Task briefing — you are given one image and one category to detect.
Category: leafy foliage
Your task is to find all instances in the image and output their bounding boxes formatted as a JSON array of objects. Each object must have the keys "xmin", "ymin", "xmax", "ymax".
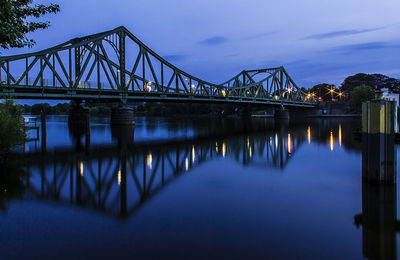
[
  {"xmin": 341, "ymin": 73, "xmax": 400, "ymax": 93},
  {"xmin": 0, "ymin": 0, "xmax": 60, "ymax": 49},
  {"xmin": 349, "ymin": 85, "xmax": 376, "ymax": 112},
  {"xmin": 0, "ymin": 99, "xmax": 26, "ymax": 154}
]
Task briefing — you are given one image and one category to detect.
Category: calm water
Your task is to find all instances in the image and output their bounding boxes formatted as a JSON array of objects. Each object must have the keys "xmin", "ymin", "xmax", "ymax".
[{"xmin": 1, "ymin": 116, "xmax": 399, "ymax": 260}]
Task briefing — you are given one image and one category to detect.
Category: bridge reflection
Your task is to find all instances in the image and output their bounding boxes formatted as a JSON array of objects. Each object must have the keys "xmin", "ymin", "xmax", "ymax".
[{"xmin": 22, "ymin": 120, "xmax": 308, "ymax": 219}]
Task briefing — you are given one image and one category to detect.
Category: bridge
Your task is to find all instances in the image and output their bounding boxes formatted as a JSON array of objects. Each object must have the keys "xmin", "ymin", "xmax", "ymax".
[{"xmin": 0, "ymin": 26, "xmax": 315, "ymax": 109}]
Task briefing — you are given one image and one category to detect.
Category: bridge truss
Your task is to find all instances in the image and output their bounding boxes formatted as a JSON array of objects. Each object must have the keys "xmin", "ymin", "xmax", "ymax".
[{"xmin": 0, "ymin": 26, "xmax": 314, "ymax": 107}]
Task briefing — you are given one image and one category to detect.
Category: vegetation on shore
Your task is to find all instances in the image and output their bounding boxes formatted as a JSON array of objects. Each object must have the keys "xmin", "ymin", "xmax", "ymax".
[{"xmin": 0, "ymin": 100, "xmax": 26, "ymax": 155}]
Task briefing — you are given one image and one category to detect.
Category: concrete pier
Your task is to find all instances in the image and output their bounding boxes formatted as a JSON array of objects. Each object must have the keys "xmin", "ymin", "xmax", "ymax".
[
  {"xmin": 111, "ymin": 106, "xmax": 135, "ymax": 125},
  {"xmin": 274, "ymin": 108, "xmax": 290, "ymax": 120},
  {"xmin": 68, "ymin": 104, "xmax": 90, "ymax": 150}
]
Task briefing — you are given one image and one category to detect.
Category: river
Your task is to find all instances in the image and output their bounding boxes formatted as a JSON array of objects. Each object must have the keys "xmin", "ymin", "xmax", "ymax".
[{"xmin": 0, "ymin": 116, "xmax": 398, "ymax": 259}]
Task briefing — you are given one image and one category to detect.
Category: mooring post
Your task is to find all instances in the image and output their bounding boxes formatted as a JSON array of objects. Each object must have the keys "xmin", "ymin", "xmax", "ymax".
[{"xmin": 40, "ymin": 109, "xmax": 47, "ymax": 153}]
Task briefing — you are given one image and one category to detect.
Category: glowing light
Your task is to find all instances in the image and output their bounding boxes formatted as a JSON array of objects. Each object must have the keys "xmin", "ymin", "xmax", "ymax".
[
  {"xmin": 192, "ymin": 145, "xmax": 195, "ymax": 163},
  {"xmin": 222, "ymin": 142, "xmax": 227, "ymax": 158},
  {"xmin": 249, "ymin": 146, "xmax": 252, "ymax": 158},
  {"xmin": 216, "ymin": 142, "xmax": 218, "ymax": 152},
  {"xmin": 339, "ymin": 124, "xmax": 342, "ymax": 146},
  {"xmin": 288, "ymin": 133, "xmax": 292, "ymax": 154},
  {"xmin": 147, "ymin": 153, "xmax": 153, "ymax": 169},
  {"xmin": 307, "ymin": 126, "xmax": 311, "ymax": 144},
  {"xmin": 275, "ymin": 134, "xmax": 278, "ymax": 149},
  {"xmin": 247, "ymin": 136, "xmax": 250, "ymax": 148},
  {"xmin": 118, "ymin": 170, "xmax": 121, "ymax": 185},
  {"xmin": 330, "ymin": 131, "xmax": 334, "ymax": 151},
  {"xmin": 288, "ymin": 88, "xmax": 292, "ymax": 93},
  {"xmin": 146, "ymin": 81, "xmax": 152, "ymax": 92},
  {"xmin": 79, "ymin": 162, "xmax": 84, "ymax": 176},
  {"xmin": 274, "ymin": 95, "xmax": 279, "ymax": 100},
  {"xmin": 185, "ymin": 158, "xmax": 189, "ymax": 171},
  {"xmin": 221, "ymin": 90, "xmax": 226, "ymax": 97}
]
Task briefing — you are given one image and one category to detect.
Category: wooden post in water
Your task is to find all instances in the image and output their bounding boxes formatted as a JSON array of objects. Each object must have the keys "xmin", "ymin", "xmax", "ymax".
[
  {"xmin": 40, "ymin": 110, "xmax": 47, "ymax": 153},
  {"xmin": 361, "ymin": 100, "xmax": 397, "ymax": 183},
  {"xmin": 355, "ymin": 100, "xmax": 399, "ymax": 260}
]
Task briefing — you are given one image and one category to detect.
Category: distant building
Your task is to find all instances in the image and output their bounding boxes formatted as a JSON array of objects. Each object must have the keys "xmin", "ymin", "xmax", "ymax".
[{"xmin": 380, "ymin": 88, "xmax": 399, "ymax": 109}]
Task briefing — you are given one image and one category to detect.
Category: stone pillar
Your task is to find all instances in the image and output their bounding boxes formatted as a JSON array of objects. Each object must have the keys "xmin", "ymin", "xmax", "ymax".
[
  {"xmin": 111, "ymin": 105, "xmax": 135, "ymax": 125},
  {"xmin": 68, "ymin": 103, "xmax": 90, "ymax": 150},
  {"xmin": 274, "ymin": 108, "xmax": 290, "ymax": 120}
]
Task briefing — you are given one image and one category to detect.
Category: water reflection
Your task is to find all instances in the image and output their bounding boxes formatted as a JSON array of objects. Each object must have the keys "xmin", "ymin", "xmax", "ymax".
[{"xmin": 14, "ymin": 118, "xmax": 363, "ymax": 220}]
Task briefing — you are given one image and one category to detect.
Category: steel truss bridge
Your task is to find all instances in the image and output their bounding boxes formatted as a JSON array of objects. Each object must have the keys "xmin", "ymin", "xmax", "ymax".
[
  {"xmin": 1, "ymin": 26, "xmax": 315, "ymax": 108},
  {"xmin": 22, "ymin": 128, "xmax": 305, "ymax": 219}
]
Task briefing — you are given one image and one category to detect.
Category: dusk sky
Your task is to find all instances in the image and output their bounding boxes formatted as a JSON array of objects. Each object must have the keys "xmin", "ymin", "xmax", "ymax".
[{"xmin": 2, "ymin": 0, "xmax": 400, "ymax": 88}]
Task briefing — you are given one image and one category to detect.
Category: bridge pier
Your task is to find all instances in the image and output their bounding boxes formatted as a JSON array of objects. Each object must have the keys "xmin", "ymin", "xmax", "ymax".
[
  {"xmin": 111, "ymin": 105, "xmax": 135, "ymax": 125},
  {"xmin": 68, "ymin": 103, "xmax": 90, "ymax": 150},
  {"xmin": 274, "ymin": 108, "xmax": 290, "ymax": 120}
]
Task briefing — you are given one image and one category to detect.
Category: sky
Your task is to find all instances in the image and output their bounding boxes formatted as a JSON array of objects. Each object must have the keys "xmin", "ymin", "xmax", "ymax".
[{"xmin": 2, "ymin": 0, "xmax": 400, "ymax": 89}]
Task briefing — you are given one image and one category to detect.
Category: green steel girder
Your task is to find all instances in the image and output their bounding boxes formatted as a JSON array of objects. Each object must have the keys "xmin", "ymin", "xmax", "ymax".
[{"xmin": 0, "ymin": 26, "xmax": 315, "ymax": 107}]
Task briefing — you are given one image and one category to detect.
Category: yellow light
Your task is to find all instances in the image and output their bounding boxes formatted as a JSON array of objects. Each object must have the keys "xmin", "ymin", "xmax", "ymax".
[
  {"xmin": 288, "ymin": 133, "xmax": 292, "ymax": 154},
  {"xmin": 216, "ymin": 142, "xmax": 218, "ymax": 152},
  {"xmin": 307, "ymin": 126, "xmax": 311, "ymax": 144},
  {"xmin": 118, "ymin": 170, "xmax": 121, "ymax": 185},
  {"xmin": 275, "ymin": 134, "xmax": 278, "ymax": 149},
  {"xmin": 79, "ymin": 162, "xmax": 84, "ymax": 176},
  {"xmin": 221, "ymin": 90, "xmax": 226, "ymax": 97},
  {"xmin": 192, "ymin": 145, "xmax": 195, "ymax": 163},
  {"xmin": 339, "ymin": 124, "xmax": 342, "ymax": 146},
  {"xmin": 249, "ymin": 146, "xmax": 252, "ymax": 158},
  {"xmin": 330, "ymin": 131, "xmax": 334, "ymax": 151},
  {"xmin": 222, "ymin": 142, "xmax": 226, "ymax": 158},
  {"xmin": 274, "ymin": 95, "xmax": 279, "ymax": 100},
  {"xmin": 288, "ymin": 88, "xmax": 292, "ymax": 93},
  {"xmin": 147, "ymin": 153, "xmax": 153, "ymax": 169},
  {"xmin": 247, "ymin": 137, "xmax": 250, "ymax": 148},
  {"xmin": 185, "ymin": 158, "xmax": 189, "ymax": 171}
]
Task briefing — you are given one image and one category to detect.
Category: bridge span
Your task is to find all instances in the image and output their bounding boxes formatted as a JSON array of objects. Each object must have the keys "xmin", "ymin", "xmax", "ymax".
[{"xmin": 0, "ymin": 26, "xmax": 315, "ymax": 110}]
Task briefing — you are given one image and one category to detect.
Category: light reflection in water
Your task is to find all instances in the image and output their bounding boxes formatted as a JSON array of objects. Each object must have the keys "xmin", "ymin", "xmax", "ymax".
[
  {"xmin": 330, "ymin": 131, "xmax": 334, "ymax": 151},
  {"xmin": 79, "ymin": 162, "xmax": 84, "ymax": 176},
  {"xmin": 185, "ymin": 158, "xmax": 189, "ymax": 171},
  {"xmin": 118, "ymin": 170, "xmax": 121, "ymax": 185},
  {"xmin": 307, "ymin": 126, "xmax": 311, "ymax": 144},
  {"xmin": 222, "ymin": 142, "xmax": 226, "ymax": 158},
  {"xmin": 339, "ymin": 124, "xmax": 342, "ymax": 146},
  {"xmin": 147, "ymin": 153, "xmax": 153, "ymax": 169},
  {"xmin": 288, "ymin": 133, "xmax": 292, "ymax": 154},
  {"xmin": 191, "ymin": 145, "xmax": 195, "ymax": 163},
  {"xmin": 275, "ymin": 134, "xmax": 278, "ymax": 150}
]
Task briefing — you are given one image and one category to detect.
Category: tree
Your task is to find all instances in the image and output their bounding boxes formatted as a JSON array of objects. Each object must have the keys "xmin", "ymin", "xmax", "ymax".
[
  {"xmin": 0, "ymin": 100, "xmax": 26, "ymax": 154},
  {"xmin": 0, "ymin": 0, "xmax": 60, "ymax": 49},
  {"xmin": 349, "ymin": 85, "xmax": 376, "ymax": 112}
]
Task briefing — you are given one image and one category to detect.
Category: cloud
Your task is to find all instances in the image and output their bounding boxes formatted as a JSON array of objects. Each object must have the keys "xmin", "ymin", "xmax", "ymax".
[
  {"xmin": 304, "ymin": 27, "xmax": 387, "ymax": 40},
  {"xmin": 199, "ymin": 36, "xmax": 229, "ymax": 46},
  {"xmin": 163, "ymin": 55, "xmax": 186, "ymax": 61},
  {"xmin": 327, "ymin": 41, "xmax": 400, "ymax": 53}
]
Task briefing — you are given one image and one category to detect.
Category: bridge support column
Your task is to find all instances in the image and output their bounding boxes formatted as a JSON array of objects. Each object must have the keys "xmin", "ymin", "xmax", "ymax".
[
  {"xmin": 68, "ymin": 103, "xmax": 90, "ymax": 149},
  {"xmin": 274, "ymin": 108, "xmax": 290, "ymax": 120},
  {"xmin": 111, "ymin": 105, "xmax": 135, "ymax": 125}
]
